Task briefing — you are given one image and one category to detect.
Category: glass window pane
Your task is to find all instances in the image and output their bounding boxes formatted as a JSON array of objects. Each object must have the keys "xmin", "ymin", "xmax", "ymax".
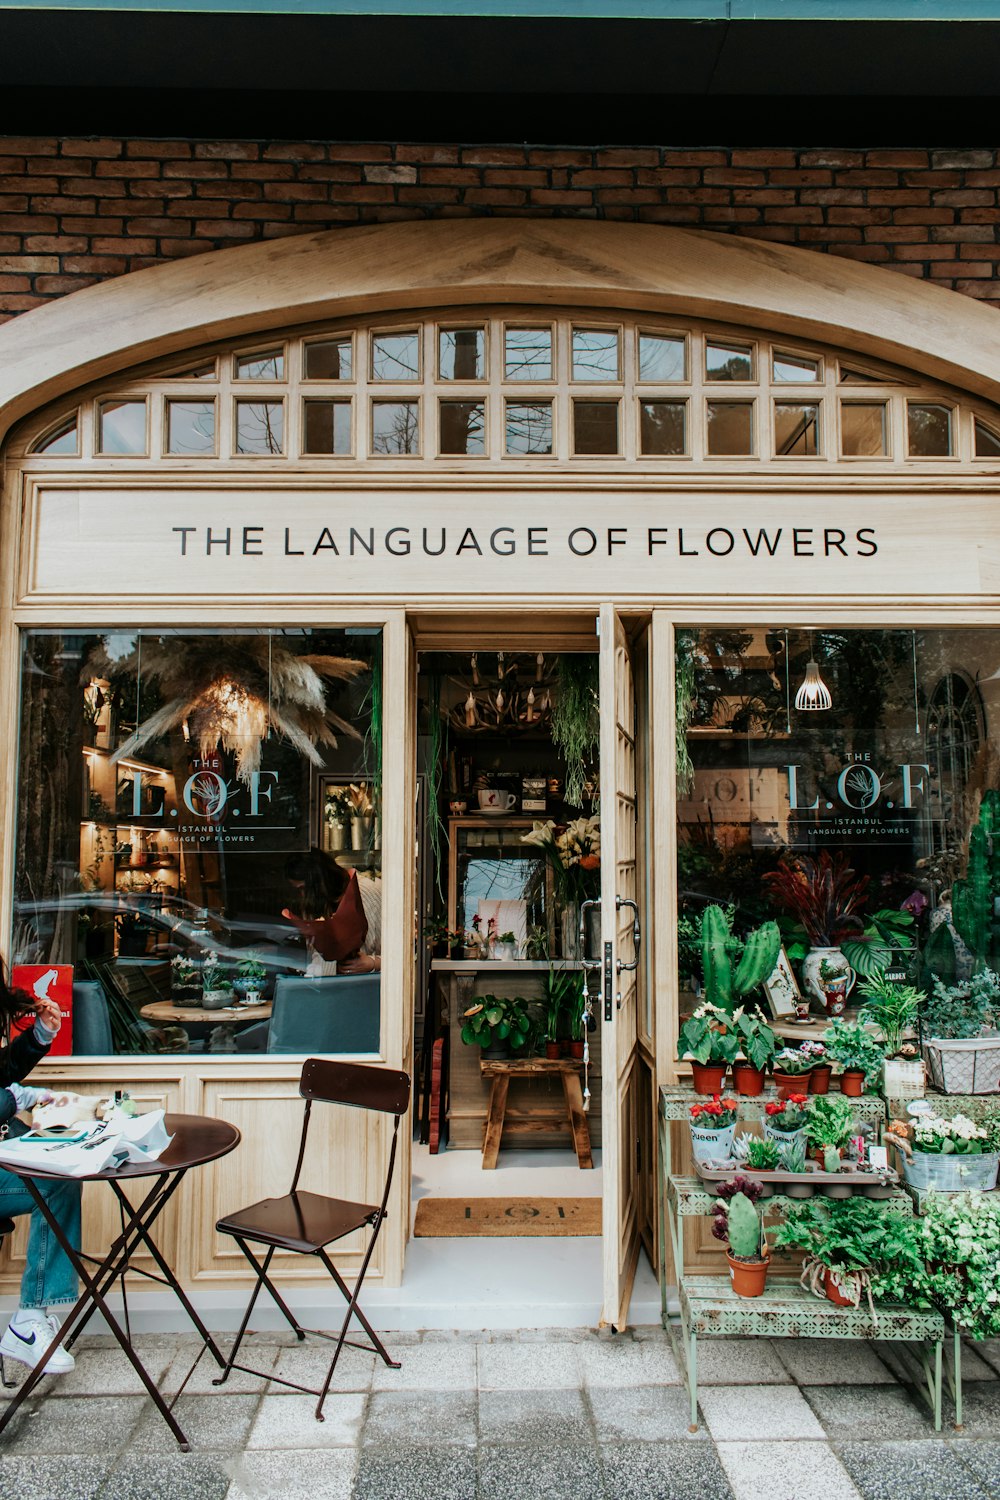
[
  {"xmin": 774, "ymin": 401, "xmax": 820, "ymax": 457},
  {"xmin": 166, "ymin": 400, "xmax": 215, "ymax": 456},
  {"xmin": 505, "ymin": 328, "xmax": 552, "ymax": 381},
  {"xmin": 840, "ymin": 364, "xmax": 891, "ymax": 384},
  {"xmin": 304, "ymin": 400, "xmax": 352, "ymax": 455},
  {"xmin": 773, "ymin": 351, "xmax": 820, "ymax": 383},
  {"xmin": 842, "ymin": 402, "xmax": 887, "ymax": 457},
  {"xmin": 371, "ymin": 400, "xmax": 419, "ymax": 455},
  {"xmin": 371, "ymin": 332, "xmax": 420, "ymax": 382},
  {"xmin": 706, "ymin": 340, "xmax": 754, "ymax": 382},
  {"xmin": 235, "ymin": 350, "xmax": 284, "ymax": 381},
  {"xmin": 13, "ymin": 628, "xmax": 382, "ymax": 1055},
  {"xmin": 162, "ymin": 360, "xmax": 216, "ymax": 380},
  {"xmin": 236, "ymin": 400, "xmax": 284, "ymax": 455},
  {"xmin": 440, "ymin": 401, "xmax": 485, "ymax": 456},
  {"xmin": 573, "ymin": 401, "xmax": 619, "ymax": 455},
  {"xmin": 571, "ymin": 329, "xmax": 619, "ymax": 381},
  {"xmin": 640, "ymin": 401, "xmax": 686, "ymax": 456},
  {"xmin": 505, "ymin": 401, "xmax": 553, "ymax": 456},
  {"xmin": 33, "ymin": 416, "xmax": 78, "ymax": 455},
  {"xmin": 975, "ymin": 419, "xmax": 1000, "ymax": 458},
  {"xmin": 439, "ymin": 328, "xmax": 485, "ymax": 381},
  {"xmin": 98, "ymin": 400, "xmax": 147, "ymax": 455},
  {"xmin": 706, "ymin": 401, "xmax": 754, "ymax": 456},
  {"xmin": 638, "ymin": 333, "xmax": 686, "ymax": 383},
  {"xmin": 908, "ymin": 403, "xmax": 952, "ymax": 457},
  {"xmin": 304, "ymin": 339, "xmax": 352, "ymax": 381}
]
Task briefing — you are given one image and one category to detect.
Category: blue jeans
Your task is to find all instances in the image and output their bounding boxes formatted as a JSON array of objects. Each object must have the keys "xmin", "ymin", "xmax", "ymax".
[{"xmin": 0, "ymin": 1167, "xmax": 81, "ymax": 1309}]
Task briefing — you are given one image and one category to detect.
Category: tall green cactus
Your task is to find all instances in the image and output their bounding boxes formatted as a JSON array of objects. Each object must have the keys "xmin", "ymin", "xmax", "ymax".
[
  {"xmin": 701, "ymin": 905, "xmax": 781, "ymax": 1015},
  {"xmin": 727, "ymin": 1191, "xmax": 762, "ymax": 1259},
  {"xmin": 952, "ymin": 790, "xmax": 1000, "ymax": 972}
]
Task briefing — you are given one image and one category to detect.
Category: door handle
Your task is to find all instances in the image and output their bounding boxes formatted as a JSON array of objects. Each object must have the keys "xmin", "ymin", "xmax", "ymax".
[
  {"xmin": 579, "ymin": 898, "xmax": 601, "ymax": 971},
  {"xmin": 616, "ymin": 895, "xmax": 641, "ymax": 974}
]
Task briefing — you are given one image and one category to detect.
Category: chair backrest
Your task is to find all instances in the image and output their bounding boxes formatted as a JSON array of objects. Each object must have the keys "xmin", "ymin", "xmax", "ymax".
[
  {"xmin": 266, "ymin": 974, "xmax": 381, "ymax": 1055},
  {"xmin": 71, "ymin": 981, "xmax": 114, "ymax": 1055},
  {"xmin": 300, "ymin": 1057, "xmax": 411, "ymax": 1116}
]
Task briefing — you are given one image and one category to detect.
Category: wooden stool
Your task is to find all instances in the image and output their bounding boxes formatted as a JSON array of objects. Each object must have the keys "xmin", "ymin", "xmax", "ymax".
[{"xmin": 479, "ymin": 1058, "xmax": 593, "ymax": 1170}]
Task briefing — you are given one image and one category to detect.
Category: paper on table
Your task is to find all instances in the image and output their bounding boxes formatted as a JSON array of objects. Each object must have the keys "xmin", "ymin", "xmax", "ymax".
[{"xmin": 0, "ymin": 1109, "xmax": 173, "ymax": 1178}]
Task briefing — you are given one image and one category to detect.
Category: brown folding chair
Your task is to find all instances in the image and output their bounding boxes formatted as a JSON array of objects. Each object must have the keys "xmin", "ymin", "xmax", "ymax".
[{"xmin": 213, "ymin": 1057, "xmax": 410, "ymax": 1419}]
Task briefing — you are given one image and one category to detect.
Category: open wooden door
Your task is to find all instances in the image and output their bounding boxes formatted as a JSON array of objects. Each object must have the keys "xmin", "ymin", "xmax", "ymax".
[{"xmin": 598, "ymin": 604, "xmax": 647, "ymax": 1329}]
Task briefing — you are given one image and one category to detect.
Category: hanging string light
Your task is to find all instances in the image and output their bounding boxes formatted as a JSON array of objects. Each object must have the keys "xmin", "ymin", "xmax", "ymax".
[{"xmin": 794, "ymin": 631, "xmax": 833, "ymax": 712}]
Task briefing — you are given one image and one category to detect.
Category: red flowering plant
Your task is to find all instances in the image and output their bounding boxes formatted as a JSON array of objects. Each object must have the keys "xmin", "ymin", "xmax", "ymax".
[
  {"xmin": 763, "ymin": 1093, "xmax": 810, "ymax": 1132},
  {"xmin": 689, "ymin": 1095, "xmax": 740, "ymax": 1130}
]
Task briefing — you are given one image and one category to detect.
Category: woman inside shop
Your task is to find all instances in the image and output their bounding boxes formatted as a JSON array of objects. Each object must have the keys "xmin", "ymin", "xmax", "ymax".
[
  {"xmin": 282, "ymin": 848, "xmax": 369, "ymax": 973},
  {"xmin": 0, "ymin": 970, "xmax": 81, "ymax": 1377}
]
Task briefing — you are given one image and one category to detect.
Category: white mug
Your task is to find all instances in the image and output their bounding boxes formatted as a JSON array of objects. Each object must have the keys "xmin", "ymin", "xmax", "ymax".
[{"xmin": 478, "ymin": 789, "xmax": 516, "ymax": 811}]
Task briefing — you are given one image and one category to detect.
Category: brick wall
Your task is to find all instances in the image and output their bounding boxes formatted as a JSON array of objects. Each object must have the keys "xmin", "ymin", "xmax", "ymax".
[{"xmin": 1, "ymin": 139, "xmax": 1000, "ymax": 322}]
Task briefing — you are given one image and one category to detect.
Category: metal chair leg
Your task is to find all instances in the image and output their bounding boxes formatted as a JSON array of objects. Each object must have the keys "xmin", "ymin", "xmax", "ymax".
[{"xmin": 0, "ymin": 1354, "xmax": 15, "ymax": 1390}]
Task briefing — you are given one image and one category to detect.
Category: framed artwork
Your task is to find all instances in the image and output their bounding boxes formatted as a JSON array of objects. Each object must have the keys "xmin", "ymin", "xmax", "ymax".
[{"xmin": 763, "ymin": 946, "xmax": 802, "ymax": 1019}]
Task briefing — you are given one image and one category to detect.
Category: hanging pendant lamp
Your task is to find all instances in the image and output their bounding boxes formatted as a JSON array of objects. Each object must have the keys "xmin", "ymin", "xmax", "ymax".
[{"xmin": 794, "ymin": 634, "xmax": 832, "ymax": 712}]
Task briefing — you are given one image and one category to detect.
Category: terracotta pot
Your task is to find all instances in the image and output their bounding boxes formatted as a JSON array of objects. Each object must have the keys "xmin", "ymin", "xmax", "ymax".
[
  {"xmin": 732, "ymin": 1061, "xmax": 766, "ymax": 1097},
  {"xmin": 727, "ymin": 1252, "xmax": 770, "ymax": 1298},
  {"xmin": 772, "ymin": 1068, "xmax": 811, "ymax": 1100},
  {"xmin": 809, "ymin": 1065, "xmax": 833, "ymax": 1095},
  {"xmin": 690, "ymin": 1061, "xmax": 727, "ymax": 1095},
  {"xmin": 568, "ymin": 1040, "xmax": 585, "ymax": 1060},
  {"xmin": 838, "ymin": 1069, "xmax": 865, "ymax": 1097},
  {"xmin": 545, "ymin": 1041, "xmax": 562, "ymax": 1060},
  {"xmin": 809, "ymin": 1146, "xmax": 844, "ymax": 1165},
  {"xmin": 823, "ymin": 1266, "xmax": 859, "ymax": 1307}
]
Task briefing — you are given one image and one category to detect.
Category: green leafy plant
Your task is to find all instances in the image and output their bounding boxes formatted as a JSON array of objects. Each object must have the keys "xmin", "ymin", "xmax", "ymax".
[
  {"xmin": 525, "ymin": 925, "xmax": 549, "ymax": 961},
  {"xmin": 951, "ymin": 790, "xmax": 1000, "ymax": 973},
  {"xmin": 709, "ymin": 1176, "xmax": 767, "ymax": 1261},
  {"xmin": 857, "ymin": 974, "xmax": 923, "ymax": 1058},
  {"xmin": 700, "ymin": 905, "xmax": 780, "ymax": 1016},
  {"xmin": 920, "ymin": 971, "xmax": 1000, "ymax": 1040},
  {"xmin": 822, "ymin": 1021, "xmax": 885, "ymax": 1087},
  {"xmin": 872, "ymin": 1192, "xmax": 1000, "ymax": 1340},
  {"xmin": 744, "ymin": 1138, "xmax": 780, "ymax": 1170},
  {"xmin": 678, "ymin": 1003, "xmax": 741, "ymax": 1066},
  {"xmin": 910, "ymin": 1112, "xmax": 991, "ymax": 1156},
  {"xmin": 763, "ymin": 1094, "xmax": 810, "ymax": 1132},
  {"xmin": 551, "ymin": 655, "xmax": 599, "ymax": 809},
  {"xmin": 805, "ymin": 1095, "xmax": 857, "ymax": 1151},
  {"xmin": 763, "ymin": 851, "xmax": 869, "ymax": 949},
  {"xmin": 237, "ymin": 953, "xmax": 267, "ymax": 985},
  {"xmin": 772, "ymin": 1046, "xmax": 816, "ymax": 1077},
  {"xmin": 841, "ymin": 908, "xmax": 916, "ymax": 979},
  {"xmin": 776, "ymin": 1136, "xmax": 808, "ymax": 1173},
  {"xmin": 542, "ymin": 967, "xmax": 579, "ymax": 1043},
  {"xmin": 773, "ymin": 1197, "xmax": 922, "ymax": 1311},
  {"xmin": 733, "ymin": 1007, "xmax": 777, "ymax": 1071},
  {"xmin": 461, "ymin": 994, "xmax": 536, "ymax": 1053},
  {"xmin": 675, "ymin": 628, "xmax": 697, "ymax": 798}
]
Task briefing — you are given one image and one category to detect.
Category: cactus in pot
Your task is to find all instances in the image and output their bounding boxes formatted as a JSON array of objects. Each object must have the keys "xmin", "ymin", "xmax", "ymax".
[
  {"xmin": 701, "ymin": 905, "xmax": 781, "ymax": 1016},
  {"xmin": 711, "ymin": 1177, "xmax": 770, "ymax": 1297}
]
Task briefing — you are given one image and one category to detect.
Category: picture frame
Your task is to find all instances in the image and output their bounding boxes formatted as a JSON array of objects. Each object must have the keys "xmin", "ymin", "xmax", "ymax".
[{"xmin": 763, "ymin": 945, "xmax": 802, "ymax": 1019}]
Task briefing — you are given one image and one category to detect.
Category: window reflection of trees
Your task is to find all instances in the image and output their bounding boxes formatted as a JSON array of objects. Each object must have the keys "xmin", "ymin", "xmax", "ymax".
[
  {"xmin": 372, "ymin": 401, "xmax": 419, "ymax": 456},
  {"xmin": 505, "ymin": 330, "xmax": 552, "ymax": 381},
  {"xmin": 237, "ymin": 402, "xmax": 283, "ymax": 455},
  {"xmin": 505, "ymin": 402, "xmax": 552, "ymax": 456},
  {"xmin": 440, "ymin": 402, "xmax": 485, "ymax": 456},
  {"xmin": 371, "ymin": 334, "xmax": 419, "ymax": 382}
]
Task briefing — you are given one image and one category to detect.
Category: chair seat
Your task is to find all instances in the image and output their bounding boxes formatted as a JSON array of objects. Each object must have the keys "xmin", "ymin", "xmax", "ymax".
[
  {"xmin": 217, "ymin": 1190, "xmax": 380, "ymax": 1253},
  {"xmin": 0, "ymin": 1218, "xmax": 14, "ymax": 1238}
]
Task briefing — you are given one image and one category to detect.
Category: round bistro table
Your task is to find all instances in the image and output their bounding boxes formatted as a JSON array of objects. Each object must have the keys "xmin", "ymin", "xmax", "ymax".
[{"xmin": 0, "ymin": 1113, "xmax": 241, "ymax": 1450}]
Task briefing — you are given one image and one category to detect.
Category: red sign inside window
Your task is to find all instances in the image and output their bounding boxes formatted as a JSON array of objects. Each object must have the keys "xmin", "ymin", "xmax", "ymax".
[{"xmin": 11, "ymin": 966, "xmax": 73, "ymax": 1057}]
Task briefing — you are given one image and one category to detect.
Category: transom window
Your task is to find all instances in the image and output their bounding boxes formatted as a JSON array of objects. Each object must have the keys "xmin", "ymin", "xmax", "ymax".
[{"xmin": 21, "ymin": 311, "xmax": 1000, "ymax": 466}]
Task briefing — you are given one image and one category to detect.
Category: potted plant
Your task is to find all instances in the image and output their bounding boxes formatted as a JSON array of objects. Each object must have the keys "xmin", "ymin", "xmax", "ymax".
[
  {"xmin": 542, "ymin": 967, "xmax": 578, "ymax": 1060},
  {"xmin": 743, "ymin": 1137, "xmax": 780, "ymax": 1172},
  {"xmin": 872, "ymin": 1192, "xmax": 1000, "ymax": 1342},
  {"xmin": 521, "ymin": 815, "xmax": 600, "ymax": 960},
  {"xmin": 805, "ymin": 1094, "xmax": 857, "ymax": 1170},
  {"xmin": 773, "ymin": 1197, "xmax": 920, "ymax": 1312},
  {"xmin": 771, "ymin": 1045, "xmax": 817, "ymax": 1098},
  {"xmin": 348, "ymin": 781, "xmax": 374, "ymax": 851},
  {"xmin": 461, "ymin": 993, "xmax": 536, "ymax": 1058},
  {"xmin": 841, "ymin": 905, "xmax": 917, "ymax": 980},
  {"xmin": 818, "ymin": 956, "xmax": 852, "ymax": 1017},
  {"xmin": 170, "ymin": 953, "xmax": 201, "ymax": 1007},
  {"xmin": 235, "ymin": 953, "xmax": 268, "ymax": 1004},
  {"xmin": 920, "ymin": 972, "xmax": 1000, "ymax": 1095},
  {"xmin": 202, "ymin": 974, "xmax": 235, "ymax": 1010},
  {"xmin": 762, "ymin": 1093, "xmax": 810, "ymax": 1151},
  {"xmin": 764, "ymin": 851, "xmax": 868, "ymax": 1004},
  {"xmin": 710, "ymin": 1176, "xmax": 770, "ymax": 1297},
  {"xmin": 822, "ymin": 1020, "xmax": 884, "ymax": 1096},
  {"xmin": 858, "ymin": 974, "xmax": 924, "ymax": 1094},
  {"xmin": 494, "ymin": 929, "xmax": 519, "ymax": 961},
  {"xmin": 678, "ymin": 1002, "xmax": 741, "ymax": 1093},
  {"xmin": 323, "ymin": 787, "xmax": 351, "ymax": 852},
  {"xmin": 697, "ymin": 905, "xmax": 781, "ymax": 1016},
  {"xmin": 800, "ymin": 1040, "xmax": 832, "ymax": 1094},
  {"xmin": 688, "ymin": 1095, "xmax": 739, "ymax": 1164},
  {"xmin": 731, "ymin": 1007, "xmax": 776, "ymax": 1096},
  {"xmin": 885, "ymin": 1110, "xmax": 1000, "ymax": 1193}
]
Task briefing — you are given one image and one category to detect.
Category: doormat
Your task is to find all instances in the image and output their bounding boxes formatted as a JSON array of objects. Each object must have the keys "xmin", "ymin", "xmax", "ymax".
[{"xmin": 413, "ymin": 1197, "xmax": 601, "ymax": 1238}]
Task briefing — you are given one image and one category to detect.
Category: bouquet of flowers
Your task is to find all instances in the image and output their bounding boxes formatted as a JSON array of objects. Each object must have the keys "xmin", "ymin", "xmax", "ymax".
[
  {"xmin": 764, "ymin": 1094, "xmax": 811, "ymax": 1132},
  {"xmin": 689, "ymin": 1095, "xmax": 740, "ymax": 1131},
  {"xmin": 912, "ymin": 1113, "xmax": 990, "ymax": 1156},
  {"xmin": 522, "ymin": 816, "xmax": 601, "ymax": 906}
]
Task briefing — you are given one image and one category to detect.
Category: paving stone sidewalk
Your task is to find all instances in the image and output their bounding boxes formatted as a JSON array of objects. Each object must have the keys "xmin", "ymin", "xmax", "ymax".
[{"xmin": 0, "ymin": 1326, "xmax": 998, "ymax": 1500}]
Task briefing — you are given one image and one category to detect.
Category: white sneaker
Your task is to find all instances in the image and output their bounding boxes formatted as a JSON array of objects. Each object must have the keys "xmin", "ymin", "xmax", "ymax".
[{"xmin": 0, "ymin": 1312, "xmax": 75, "ymax": 1374}]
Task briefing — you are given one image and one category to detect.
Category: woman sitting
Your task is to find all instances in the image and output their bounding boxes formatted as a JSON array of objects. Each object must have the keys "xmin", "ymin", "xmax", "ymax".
[{"xmin": 282, "ymin": 848, "xmax": 368, "ymax": 974}]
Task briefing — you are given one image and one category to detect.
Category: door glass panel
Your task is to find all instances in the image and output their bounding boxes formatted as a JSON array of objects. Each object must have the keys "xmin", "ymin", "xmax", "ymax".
[
  {"xmin": 505, "ymin": 401, "xmax": 553, "ymax": 456},
  {"xmin": 908, "ymin": 403, "xmax": 952, "ymax": 457},
  {"xmin": 706, "ymin": 401, "xmax": 753, "ymax": 456},
  {"xmin": 573, "ymin": 401, "xmax": 619, "ymax": 455},
  {"xmin": 371, "ymin": 332, "xmax": 420, "ymax": 382},
  {"xmin": 98, "ymin": 401, "xmax": 147, "ymax": 455},
  {"xmin": 773, "ymin": 351, "xmax": 820, "ymax": 383},
  {"xmin": 236, "ymin": 401, "xmax": 284, "ymax": 455},
  {"xmin": 235, "ymin": 350, "xmax": 284, "ymax": 381},
  {"xmin": 639, "ymin": 401, "xmax": 686, "ymax": 456},
  {"xmin": 440, "ymin": 401, "xmax": 486, "ymax": 456},
  {"xmin": 571, "ymin": 329, "xmax": 619, "ymax": 381},
  {"xmin": 504, "ymin": 328, "xmax": 552, "ymax": 381},
  {"xmin": 439, "ymin": 328, "xmax": 485, "ymax": 381},
  {"xmin": 774, "ymin": 401, "xmax": 820, "ymax": 457},
  {"xmin": 304, "ymin": 339, "xmax": 352, "ymax": 381},
  {"xmin": 303, "ymin": 400, "xmax": 352, "ymax": 455},
  {"xmin": 166, "ymin": 400, "xmax": 216, "ymax": 456},
  {"xmin": 842, "ymin": 402, "xmax": 887, "ymax": 457},
  {"xmin": 638, "ymin": 333, "xmax": 686, "ymax": 383},
  {"xmin": 705, "ymin": 340, "xmax": 754, "ymax": 382},
  {"xmin": 371, "ymin": 400, "xmax": 419, "ymax": 455},
  {"xmin": 13, "ymin": 627, "xmax": 382, "ymax": 1056}
]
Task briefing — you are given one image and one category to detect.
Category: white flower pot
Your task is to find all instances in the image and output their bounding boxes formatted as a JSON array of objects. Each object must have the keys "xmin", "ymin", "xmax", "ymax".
[
  {"xmin": 801, "ymin": 946, "xmax": 856, "ymax": 1006},
  {"xmin": 689, "ymin": 1121, "xmax": 736, "ymax": 1164},
  {"xmin": 762, "ymin": 1121, "xmax": 807, "ymax": 1153}
]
